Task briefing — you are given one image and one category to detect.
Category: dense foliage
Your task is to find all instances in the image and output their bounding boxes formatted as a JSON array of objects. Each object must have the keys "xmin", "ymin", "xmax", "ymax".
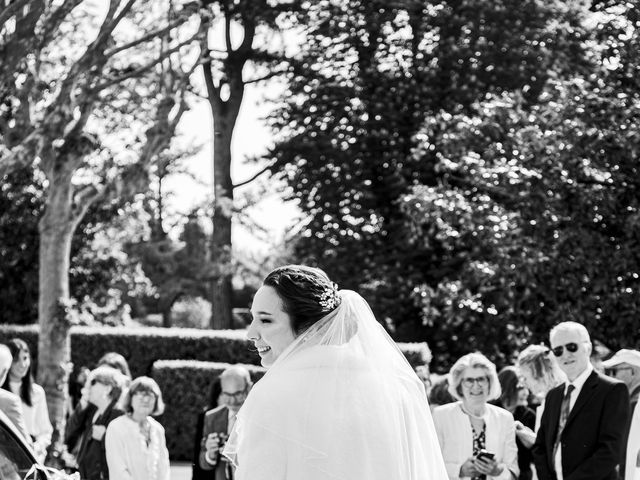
[
  {"xmin": 0, "ymin": 166, "xmax": 151, "ymax": 325},
  {"xmin": 270, "ymin": 0, "xmax": 640, "ymax": 367}
]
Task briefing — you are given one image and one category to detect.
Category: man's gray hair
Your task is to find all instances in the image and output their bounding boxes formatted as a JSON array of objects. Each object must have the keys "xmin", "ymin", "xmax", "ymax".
[
  {"xmin": 550, "ymin": 321, "xmax": 591, "ymax": 344},
  {"xmin": 220, "ymin": 365, "xmax": 252, "ymax": 386}
]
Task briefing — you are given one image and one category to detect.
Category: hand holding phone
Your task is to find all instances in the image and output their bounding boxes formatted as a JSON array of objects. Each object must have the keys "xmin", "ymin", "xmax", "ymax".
[{"xmin": 475, "ymin": 449, "xmax": 495, "ymax": 462}]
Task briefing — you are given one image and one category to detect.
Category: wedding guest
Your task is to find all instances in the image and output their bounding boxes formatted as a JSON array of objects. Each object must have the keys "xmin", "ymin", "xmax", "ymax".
[
  {"xmin": 428, "ymin": 373, "xmax": 456, "ymax": 412},
  {"xmin": 432, "ymin": 352, "xmax": 519, "ymax": 480},
  {"xmin": 532, "ymin": 322, "xmax": 629, "ymax": 480},
  {"xmin": 222, "ymin": 265, "xmax": 448, "ymax": 479},
  {"xmin": 193, "ymin": 376, "xmax": 222, "ymax": 480},
  {"xmin": 105, "ymin": 376, "xmax": 170, "ymax": 480},
  {"xmin": 0, "ymin": 343, "xmax": 31, "ymax": 444},
  {"xmin": 76, "ymin": 366, "xmax": 126, "ymax": 480},
  {"xmin": 199, "ymin": 366, "xmax": 252, "ymax": 479},
  {"xmin": 66, "ymin": 352, "xmax": 132, "ymax": 458},
  {"xmin": 495, "ymin": 366, "xmax": 536, "ymax": 480},
  {"xmin": 516, "ymin": 344, "xmax": 566, "ymax": 432},
  {"xmin": 1, "ymin": 338, "xmax": 52, "ymax": 462}
]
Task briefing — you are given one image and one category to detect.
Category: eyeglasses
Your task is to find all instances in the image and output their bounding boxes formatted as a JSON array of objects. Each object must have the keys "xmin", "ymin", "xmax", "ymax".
[
  {"xmin": 461, "ymin": 376, "xmax": 489, "ymax": 388},
  {"xmin": 220, "ymin": 388, "xmax": 248, "ymax": 402},
  {"xmin": 133, "ymin": 391, "xmax": 156, "ymax": 400},
  {"xmin": 551, "ymin": 342, "xmax": 581, "ymax": 357}
]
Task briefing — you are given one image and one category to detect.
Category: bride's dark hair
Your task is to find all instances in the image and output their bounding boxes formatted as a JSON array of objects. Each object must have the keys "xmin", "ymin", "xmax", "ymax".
[{"xmin": 263, "ymin": 265, "xmax": 341, "ymax": 335}]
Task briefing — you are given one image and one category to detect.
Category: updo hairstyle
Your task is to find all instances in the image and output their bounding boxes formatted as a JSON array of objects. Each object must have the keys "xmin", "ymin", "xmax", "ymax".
[{"xmin": 263, "ymin": 265, "xmax": 341, "ymax": 335}]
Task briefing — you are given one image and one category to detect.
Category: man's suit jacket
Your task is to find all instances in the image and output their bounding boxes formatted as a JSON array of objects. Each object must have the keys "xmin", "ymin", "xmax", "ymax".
[
  {"xmin": 199, "ymin": 405, "xmax": 231, "ymax": 480},
  {"xmin": 533, "ymin": 370, "xmax": 630, "ymax": 480},
  {"xmin": 0, "ymin": 388, "xmax": 31, "ymax": 444}
]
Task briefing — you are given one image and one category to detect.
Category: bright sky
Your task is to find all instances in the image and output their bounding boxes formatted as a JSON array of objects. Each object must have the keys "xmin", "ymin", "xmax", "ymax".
[{"xmin": 165, "ymin": 80, "xmax": 301, "ymax": 256}]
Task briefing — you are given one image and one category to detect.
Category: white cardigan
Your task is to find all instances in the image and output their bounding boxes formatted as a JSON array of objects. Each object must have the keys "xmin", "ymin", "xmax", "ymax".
[
  {"xmin": 105, "ymin": 415, "xmax": 170, "ymax": 480},
  {"xmin": 432, "ymin": 401, "xmax": 518, "ymax": 480}
]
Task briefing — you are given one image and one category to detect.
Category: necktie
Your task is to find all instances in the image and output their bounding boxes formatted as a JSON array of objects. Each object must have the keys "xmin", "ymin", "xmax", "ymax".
[{"xmin": 553, "ymin": 384, "xmax": 575, "ymax": 461}]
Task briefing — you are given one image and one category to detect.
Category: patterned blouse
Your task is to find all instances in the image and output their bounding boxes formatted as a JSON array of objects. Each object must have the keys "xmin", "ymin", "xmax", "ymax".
[{"xmin": 471, "ymin": 423, "xmax": 487, "ymax": 480}]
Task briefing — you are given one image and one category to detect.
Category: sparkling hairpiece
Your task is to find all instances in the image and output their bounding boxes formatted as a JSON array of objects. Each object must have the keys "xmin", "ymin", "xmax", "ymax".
[{"xmin": 319, "ymin": 282, "xmax": 339, "ymax": 310}]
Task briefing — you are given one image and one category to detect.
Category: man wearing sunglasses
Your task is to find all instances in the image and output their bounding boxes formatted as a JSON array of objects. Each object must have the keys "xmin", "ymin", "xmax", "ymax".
[
  {"xmin": 199, "ymin": 365, "xmax": 253, "ymax": 480},
  {"xmin": 533, "ymin": 322, "xmax": 629, "ymax": 480},
  {"xmin": 603, "ymin": 349, "xmax": 640, "ymax": 480}
]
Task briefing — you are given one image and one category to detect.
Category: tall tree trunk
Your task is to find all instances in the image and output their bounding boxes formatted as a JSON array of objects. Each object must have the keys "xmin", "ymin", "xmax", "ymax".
[
  {"xmin": 37, "ymin": 164, "xmax": 79, "ymax": 464},
  {"xmin": 210, "ymin": 116, "xmax": 234, "ymax": 329}
]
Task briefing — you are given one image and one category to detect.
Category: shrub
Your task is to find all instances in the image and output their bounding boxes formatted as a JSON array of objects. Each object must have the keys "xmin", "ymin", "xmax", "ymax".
[
  {"xmin": 151, "ymin": 360, "xmax": 266, "ymax": 460},
  {"xmin": 0, "ymin": 325, "xmax": 431, "ymax": 378},
  {"xmin": 170, "ymin": 296, "xmax": 211, "ymax": 329},
  {"xmin": 0, "ymin": 324, "xmax": 260, "ymax": 378}
]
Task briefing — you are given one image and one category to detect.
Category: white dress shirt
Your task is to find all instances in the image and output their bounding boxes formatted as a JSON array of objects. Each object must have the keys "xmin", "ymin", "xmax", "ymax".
[{"xmin": 554, "ymin": 364, "xmax": 593, "ymax": 480}]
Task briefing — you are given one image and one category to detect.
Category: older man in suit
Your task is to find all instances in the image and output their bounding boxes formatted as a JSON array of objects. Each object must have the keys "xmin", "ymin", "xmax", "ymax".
[
  {"xmin": 199, "ymin": 366, "xmax": 252, "ymax": 480},
  {"xmin": 533, "ymin": 322, "xmax": 629, "ymax": 480},
  {"xmin": 0, "ymin": 343, "xmax": 31, "ymax": 444}
]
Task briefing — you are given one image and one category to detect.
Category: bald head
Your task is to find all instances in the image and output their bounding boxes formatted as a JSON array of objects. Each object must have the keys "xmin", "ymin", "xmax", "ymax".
[
  {"xmin": 0, "ymin": 344, "xmax": 13, "ymax": 384},
  {"xmin": 219, "ymin": 365, "xmax": 252, "ymax": 413},
  {"xmin": 220, "ymin": 365, "xmax": 251, "ymax": 385}
]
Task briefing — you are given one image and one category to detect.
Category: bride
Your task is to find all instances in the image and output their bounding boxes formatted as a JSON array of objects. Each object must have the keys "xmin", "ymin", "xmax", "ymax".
[{"xmin": 223, "ymin": 265, "xmax": 448, "ymax": 479}]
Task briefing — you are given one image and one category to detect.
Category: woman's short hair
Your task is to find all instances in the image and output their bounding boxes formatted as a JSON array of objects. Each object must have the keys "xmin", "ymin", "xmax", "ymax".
[
  {"xmin": 119, "ymin": 376, "xmax": 165, "ymax": 416},
  {"xmin": 97, "ymin": 352, "xmax": 132, "ymax": 379},
  {"xmin": 2, "ymin": 338, "xmax": 33, "ymax": 406},
  {"xmin": 263, "ymin": 265, "xmax": 342, "ymax": 335},
  {"xmin": 497, "ymin": 366, "xmax": 524, "ymax": 408},
  {"xmin": 516, "ymin": 344, "xmax": 565, "ymax": 393},
  {"xmin": 89, "ymin": 366, "xmax": 127, "ymax": 402},
  {"xmin": 448, "ymin": 352, "xmax": 501, "ymax": 401}
]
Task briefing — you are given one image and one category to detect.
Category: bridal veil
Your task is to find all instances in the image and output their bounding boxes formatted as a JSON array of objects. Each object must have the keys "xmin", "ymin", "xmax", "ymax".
[{"xmin": 224, "ymin": 289, "xmax": 448, "ymax": 479}]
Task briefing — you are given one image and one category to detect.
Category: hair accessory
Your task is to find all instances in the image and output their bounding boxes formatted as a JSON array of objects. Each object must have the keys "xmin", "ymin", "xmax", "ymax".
[{"xmin": 319, "ymin": 282, "xmax": 339, "ymax": 310}]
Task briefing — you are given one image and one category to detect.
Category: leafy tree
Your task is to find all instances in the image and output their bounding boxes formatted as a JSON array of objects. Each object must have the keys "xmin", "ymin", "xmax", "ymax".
[
  {"xmin": 0, "ymin": 166, "xmax": 152, "ymax": 326},
  {"xmin": 269, "ymin": 0, "xmax": 592, "ymax": 363},
  {"xmin": 130, "ymin": 211, "xmax": 211, "ymax": 327},
  {"xmin": 198, "ymin": 0, "xmax": 296, "ymax": 328},
  {"xmin": 400, "ymin": 0, "xmax": 640, "ymax": 367},
  {"xmin": 0, "ymin": 0, "xmax": 201, "ymax": 461}
]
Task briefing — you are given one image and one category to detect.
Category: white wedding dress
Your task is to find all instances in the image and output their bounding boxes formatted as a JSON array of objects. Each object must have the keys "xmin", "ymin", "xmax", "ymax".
[{"xmin": 223, "ymin": 290, "xmax": 448, "ymax": 480}]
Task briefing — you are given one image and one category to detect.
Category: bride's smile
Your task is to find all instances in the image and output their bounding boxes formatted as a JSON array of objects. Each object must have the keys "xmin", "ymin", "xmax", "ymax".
[{"xmin": 248, "ymin": 286, "xmax": 297, "ymax": 368}]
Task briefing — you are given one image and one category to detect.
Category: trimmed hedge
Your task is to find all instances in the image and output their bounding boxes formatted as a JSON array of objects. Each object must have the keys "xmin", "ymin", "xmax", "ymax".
[
  {"xmin": 151, "ymin": 360, "xmax": 266, "ymax": 461},
  {"xmin": 0, "ymin": 324, "xmax": 431, "ymax": 378},
  {"xmin": 0, "ymin": 324, "xmax": 260, "ymax": 378}
]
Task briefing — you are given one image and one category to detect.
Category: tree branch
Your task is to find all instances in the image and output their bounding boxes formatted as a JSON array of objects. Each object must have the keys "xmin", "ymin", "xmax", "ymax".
[
  {"xmin": 93, "ymin": 37, "xmax": 197, "ymax": 92},
  {"xmin": 105, "ymin": 17, "xmax": 187, "ymax": 58},
  {"xmin": 233, "ymin": 160, "xmax": 275, "ymax": 189},
  {"xmin": 244, "ymin": 68, "xmax": 289, "ymax": 84}
]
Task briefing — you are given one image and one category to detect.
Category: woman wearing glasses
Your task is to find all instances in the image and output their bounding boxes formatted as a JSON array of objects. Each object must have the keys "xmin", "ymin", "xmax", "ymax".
[
  {"xmin": 75, "ymin": 366, "xmax": 126, "ymax": 480},
  {"xmin": 432, "ymin": 352, "xmax": 519, "ymax": 480},
  {"xmin": 105, "ymin": 376, "xmax": 170, "ymax": 480}
]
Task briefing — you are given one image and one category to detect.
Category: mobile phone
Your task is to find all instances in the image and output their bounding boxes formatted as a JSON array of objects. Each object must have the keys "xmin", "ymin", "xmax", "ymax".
[{"xmin": 476, "ymin": 450, "xmax": 495, "ymax": 461}]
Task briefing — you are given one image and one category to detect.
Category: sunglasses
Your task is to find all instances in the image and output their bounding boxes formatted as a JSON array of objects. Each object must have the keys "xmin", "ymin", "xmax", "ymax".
[{"xmin": 551, "ymin": 342, "xmax": 580, "ymax": 357}]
